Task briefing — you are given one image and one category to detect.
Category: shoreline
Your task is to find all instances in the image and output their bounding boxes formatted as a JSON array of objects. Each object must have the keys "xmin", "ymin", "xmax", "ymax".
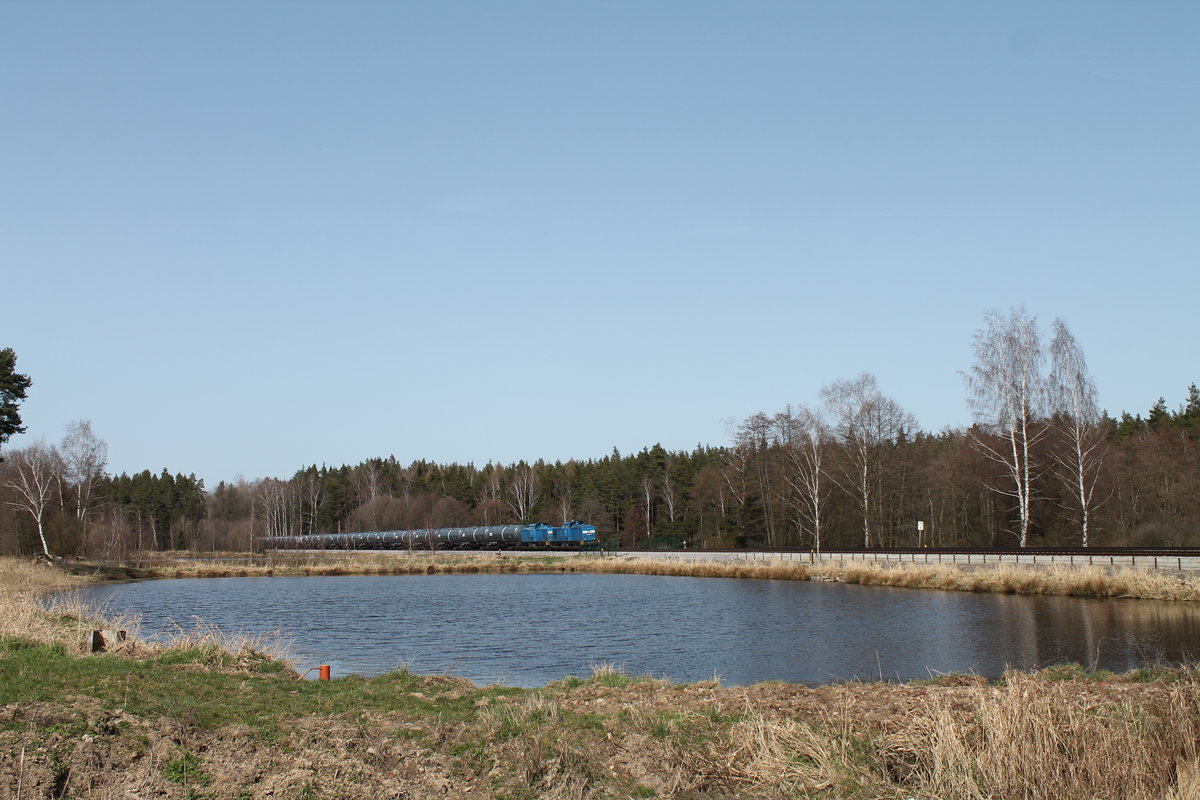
[{"xmin": 46, "ymin": 549, "xmax": 1200, "ymax": 602}]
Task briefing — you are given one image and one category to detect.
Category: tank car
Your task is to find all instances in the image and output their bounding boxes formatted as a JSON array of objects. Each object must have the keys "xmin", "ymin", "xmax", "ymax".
[{"xmin": 261, "ymin": 521, "xmax": 598, "ymax": 551}]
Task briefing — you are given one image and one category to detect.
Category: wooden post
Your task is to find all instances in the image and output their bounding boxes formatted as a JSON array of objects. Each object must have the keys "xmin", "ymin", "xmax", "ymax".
[{"xmin": 87, "ymin": 630, "xmax": 127, "ymax": 653}]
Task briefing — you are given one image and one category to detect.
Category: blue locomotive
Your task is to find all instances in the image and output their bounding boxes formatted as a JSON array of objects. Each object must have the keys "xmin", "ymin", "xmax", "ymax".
[{"xmin": 261, "ymin": 521, "xmax": 598, "ymax": 551}]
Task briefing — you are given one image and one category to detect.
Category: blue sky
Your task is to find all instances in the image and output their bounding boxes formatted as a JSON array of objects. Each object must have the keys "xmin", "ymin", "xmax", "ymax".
[{"xmin": 2, "ymin": 2, "xmax": 1197, "ymax": 484}]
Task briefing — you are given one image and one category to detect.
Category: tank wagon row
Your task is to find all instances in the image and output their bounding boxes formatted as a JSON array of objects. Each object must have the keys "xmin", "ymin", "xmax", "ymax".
[{"xmin": 262, "ymin": 521, "xmax": 598, "ymax": 551}]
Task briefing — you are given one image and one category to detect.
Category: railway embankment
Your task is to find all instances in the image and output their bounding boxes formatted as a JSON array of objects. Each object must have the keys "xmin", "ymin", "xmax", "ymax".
[{"xmin": 3, "ymin": 555, "xmax": 1200, "ymax": 799}]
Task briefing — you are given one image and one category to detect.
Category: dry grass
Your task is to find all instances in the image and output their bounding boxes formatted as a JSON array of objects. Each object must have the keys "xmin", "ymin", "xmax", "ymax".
[
  {"xmin": 827, "ymin": 560, "xmax": 1200, "ymax": 600},
  {"xmin": 0, "ymin": 556, "xmax": 85, "ymax": 593},
  {"xmin": 567, "ymin": 556, "xmax": 1200, "ymax": 601},
  {"xmin": 133, "ymin": 551, "xmax": 545, "ymax": 579},
  {"xmin": 662, "ymin": 712, "xmax": 871, "ymax": 796},
  {"xmin": 0, "ymin": 557, "xmax": 118, "ymax": 649},
  {"xmin": 601, "ymin": 670, "xmax": 1200, "ymax": 799},
  {"xmin": 0, "ymin": 556, "xmax": 289, "ymax": 667},
  {"xmin": 0, "ymin": 589, "xmax": 133, "ymax": 650},
  {"xmin": 877, "ymin": 670, "xmax": 1200, "ymax": 800},
  {"xmin": 154, "ymin": 616, "xmax": 295, "ymax": 671},
  {"xmin": 529, "ymin": 666, "xmax": 1200, "ymax": 799}
]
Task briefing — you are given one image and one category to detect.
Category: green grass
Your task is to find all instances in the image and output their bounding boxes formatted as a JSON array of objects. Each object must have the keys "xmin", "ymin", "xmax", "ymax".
[
  {"xmin": 164, "ymin": 750, "xmax": 212, "ymax": 786},
  {"xmin": 0, "ymin": 637, "xmax": 523, "ymax": 737}
]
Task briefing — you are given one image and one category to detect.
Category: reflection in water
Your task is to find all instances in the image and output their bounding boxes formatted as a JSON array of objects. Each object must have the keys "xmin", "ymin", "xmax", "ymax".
[
  {"xmin": 80, "ymin": 574, "xmax": 1200, "ymax": 688},
  {"xmin": 988, "ymin": 593, "xmax": 1200, "ymax": 671}
]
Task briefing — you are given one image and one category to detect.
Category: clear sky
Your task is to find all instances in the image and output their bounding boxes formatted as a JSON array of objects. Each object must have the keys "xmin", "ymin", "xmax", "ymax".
[{"xmin": 2, "ymin": 2, "xmax": 1196, "ymax": 485}]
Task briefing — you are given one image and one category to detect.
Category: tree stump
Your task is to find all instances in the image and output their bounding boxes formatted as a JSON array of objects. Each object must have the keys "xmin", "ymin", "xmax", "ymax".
[{"xmin": 87, "ymin": 629, "xmax": 127, "ymax": 652}]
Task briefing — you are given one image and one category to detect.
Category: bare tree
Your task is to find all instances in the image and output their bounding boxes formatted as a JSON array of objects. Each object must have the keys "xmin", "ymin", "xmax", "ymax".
[
  {"xmin": 733, "ymin": 412, "xmax": 780, "ymax": 547},
  {"xmin": 298, "ymin": 471, "xmax": 323, "ymax": 534},
  {"xmin": 690, "ymin": 466, "xmax": 727, "ymax": 544},
  {"xmin": 640, "ymin": 474, "xmax": 655, "ymax": 542},
  {"xmin": 477, "ymin": 465, "xmax": 505, "ymax": 525},
  {"xmin": 821, "ymin": 373, "xmax": 916, "ymax": 548},
  {"xmin": 552, "ymin": 481, "xmax": 574, "ymax": 524},
  {"xmin": 964, "ymin": 308, "xmax": 1049, "ymax": 546},
  {"xmin": 60, "ymin": 420, "xmax": 108, "ymax": 552},
  {"xmin": 97, "ymin": 506, "xmax": 134, "ymax": 562},
  {"xmin": 256, "ymin": 478, "xmax": 299, "ymax": 540},
  {"xmin": 661, "ymin": 462, "xmax": 678, "ymax": 525},
  {"xmin": 3, "ymin": 442, "xmax": 61, "ymax": 556},
  {"xmin": 506, "ymin": 464, "xmax": 541, "ymax": 522},
  {"xmin": 775, "ymin": 405, "xmax": 829, "ymax": 552},
  {"xmin": 352, "ymin": 460, "xmax": 384, "ymax": 504},
  {"xmin": 350, "ymin": 461, "xmax": 386, "ymax": 530},
  {"xmin": 1049, "ymin": 318, "xmax": 1107, "ymax": 546}
]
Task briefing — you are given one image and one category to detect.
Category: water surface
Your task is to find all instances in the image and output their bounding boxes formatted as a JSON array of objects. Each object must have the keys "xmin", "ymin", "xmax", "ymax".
[{"xmin": 81, "ymin": 573, "xmax": 1200, "ymax": 687}]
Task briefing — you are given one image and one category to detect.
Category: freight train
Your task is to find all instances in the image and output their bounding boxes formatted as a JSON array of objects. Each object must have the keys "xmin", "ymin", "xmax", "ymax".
[{"xmin": 261, "ymin": 521, "xmax": 599, "ymax": 551}]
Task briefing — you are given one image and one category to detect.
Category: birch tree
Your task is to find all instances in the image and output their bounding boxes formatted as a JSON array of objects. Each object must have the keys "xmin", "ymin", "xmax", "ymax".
[
  {"xmin": 733, "ymin": 412, "xmax": 780, "ymax": 548},
  {"xmin": 477, "ymin": 466, "xmax": 504, "ymax": 524},
  {"xmin": 3, "ymin": 442, "xmax": 61, "ymax": 556},
  {"xmin": 298, "ymin": 470, "xmax": 323, "ymax": 535},
  {"xmin": 640, "ymin": 474, "xmax": 655, "ymax": 541},
  {"xmin": 821, "ymin": 374, "xmax": 915, "ymax": 548},
  {"xmin": 964, "ymin": 308, "xmax": 1049, "ymax": 546},
  {"xmin": 506, "ymin": 464, "xmax": 541, "ymax": 522},
  {"xmin": 256, "ymin": 478, "xmax": 299, "ymax": 540},
  {"xmin": 775, "ymin": 405, "xmax": 829, "ymax": 552},
  {"xmin": 352, "ymin": 460, "xmax": 384, "ymax": 505},
  {"xmin": 554, "ymin": 483, "xmax": 573, "ymax": 524},
  {"xmin": 661, "ymin": 462, "xmax": 678, "ymax": 525},
  {"xmin": 60, "ymin": 420, "xmax": 108, "ymax": 550},
  {"xmin": 1049, "ymin": 318, "xmax": 1107, "ymax": 546}
]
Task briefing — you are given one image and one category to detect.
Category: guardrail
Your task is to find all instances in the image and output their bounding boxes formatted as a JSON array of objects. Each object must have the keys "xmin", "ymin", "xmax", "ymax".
[{"xmin": 611, "ymin": 550, "xmax": 1200, "ymax": 572}]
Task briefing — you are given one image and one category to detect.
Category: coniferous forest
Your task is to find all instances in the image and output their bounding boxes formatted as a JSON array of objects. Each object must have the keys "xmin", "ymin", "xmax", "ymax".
[{"xmin": 2, "ymin": 313, "xmax": 1198, "ymax": 558}]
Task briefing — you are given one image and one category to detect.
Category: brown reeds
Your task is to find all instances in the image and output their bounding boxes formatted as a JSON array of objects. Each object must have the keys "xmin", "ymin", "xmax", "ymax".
[
  {"xmin": 0, "ymin": 557, "xmax": 115, "ymax": 648},
  {"xmin": 134, "ymin": 552, "xmax": 531, "ymax": 580},
  {"xmin": 0, "ymin": 556, "xmax": 85, "ymax": 593},
  {"xmin": 0, "ymin": 587, "xmax": 141, "ymax": 651},
  {"xmin": 878, "ymin": 670, "xmax": 1200, "ymax": 799},
  {"xmin": 624, "ymin": 668, "xmax": 1200, "ymax": 799},
  {"xmin": 566, "ymin": 556, "xmax": 1200, "ymax": 601},
  {"xmin": 0, "ymin": 556, "xmax": 290, "ymax": 666}
]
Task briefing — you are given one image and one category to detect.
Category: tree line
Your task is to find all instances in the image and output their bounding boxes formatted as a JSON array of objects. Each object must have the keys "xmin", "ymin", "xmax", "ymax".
[{"xmin": 2, "ymin": 313, "xmax": 1198, "ymax": 557}]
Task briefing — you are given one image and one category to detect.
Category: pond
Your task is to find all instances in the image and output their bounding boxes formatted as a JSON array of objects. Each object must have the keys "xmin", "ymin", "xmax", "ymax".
[{"xmin": 80, "ymin": 573, "xmax": 1200, "ymax": 687}]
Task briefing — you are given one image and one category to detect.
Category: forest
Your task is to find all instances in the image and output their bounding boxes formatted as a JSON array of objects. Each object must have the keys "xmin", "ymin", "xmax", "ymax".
[{"xmin": 2, "ymin": 312, "xmax": 1198, "ymax": 558}]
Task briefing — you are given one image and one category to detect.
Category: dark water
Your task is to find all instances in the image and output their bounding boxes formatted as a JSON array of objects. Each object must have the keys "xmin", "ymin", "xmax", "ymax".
[{"xmin": 80, "ymin": 573, "xmax": 1200, "ymax": 687}]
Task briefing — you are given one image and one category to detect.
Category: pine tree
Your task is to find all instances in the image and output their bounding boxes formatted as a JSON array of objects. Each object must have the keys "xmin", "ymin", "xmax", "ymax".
[
  {"xmin": 0, "ymin": 347, "xmax": 32, "ymax": 458},
  {"xmin": 1179, "ymin": 383, "xmax": 1200, "ymax": 435},
  {"xmin": 1147, "ymin": 397, "xmax": 1171, "ymax": 431}
]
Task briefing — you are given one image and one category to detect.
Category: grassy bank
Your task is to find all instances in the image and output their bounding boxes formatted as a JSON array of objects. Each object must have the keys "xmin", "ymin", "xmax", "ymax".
[
  {"xmin": 572, "ymin": 556, "xmax": 1200, "ymax": 601},
  {"xmin": 3, "ymin": 556, "xmax": 1200, "ymax": 798}
]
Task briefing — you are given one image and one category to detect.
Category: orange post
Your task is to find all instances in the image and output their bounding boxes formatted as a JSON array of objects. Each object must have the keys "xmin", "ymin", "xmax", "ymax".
[{"xmin": 318, "ymin": 664, "xmax": 331, "ymax": 681}]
